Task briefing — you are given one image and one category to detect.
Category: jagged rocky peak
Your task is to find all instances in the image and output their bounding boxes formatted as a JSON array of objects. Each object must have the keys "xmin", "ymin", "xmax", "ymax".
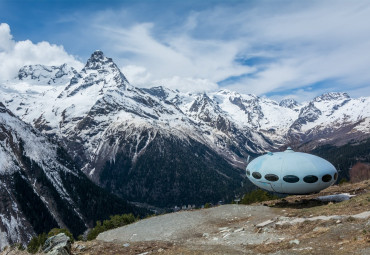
[
  {"xmin": 279, "ymin": 98, "xmax": 299, "ymax": 108},
  {"xmin": 82, "ymin": 50, "xmax": 127, "ymax": 81},
  {"xmin": 84, "ymin": 50, "xmax": 115, "ymax": 71},
  {"xmin": 16, "ymin": 64, "xmax": 77, "ymax": 85},
  {"xmin": 82, "ymin": 50, "xmax": 129, "ymax": 83},
  {"xmin": 61, "ymin": 50, "xmax": 130, "ymax": 97},
  {"xmin": 314, "ymin": 92, "xmax": 350, "ymax": 102}
]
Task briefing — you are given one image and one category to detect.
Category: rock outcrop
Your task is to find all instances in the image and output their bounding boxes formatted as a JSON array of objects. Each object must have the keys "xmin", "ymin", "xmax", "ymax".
[{"xmin": 42, "ymin": 233, "xmax": 71, "ymax": 255}]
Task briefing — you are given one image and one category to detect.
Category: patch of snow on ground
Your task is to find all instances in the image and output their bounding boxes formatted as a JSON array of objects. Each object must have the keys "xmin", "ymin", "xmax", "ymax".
[{"xmin": 316, "ymin": 193, "xmax": 355, "ymax": 202}]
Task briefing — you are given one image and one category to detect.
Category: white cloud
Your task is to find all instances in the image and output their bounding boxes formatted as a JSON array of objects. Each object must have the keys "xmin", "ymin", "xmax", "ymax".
[
  {"xmin": 121, "ymin": 64, "xmax": 151, "ymax": 85},
  {"xmin": 0, "ymin": 23, "xmax": 83, "ymax": 82},
  {"xmin": 120, "ymin": 64, "xmax": 219, "ymax": 93},
  {"xmin": 0, "ymin": 23, "xmax": 14, "ymax": 52}
]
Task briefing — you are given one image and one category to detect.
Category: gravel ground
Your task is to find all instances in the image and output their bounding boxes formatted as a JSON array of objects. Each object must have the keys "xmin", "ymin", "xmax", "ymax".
[{"xmin": 97, "ymin": 204, "xmax": 283, "ymax": 246}]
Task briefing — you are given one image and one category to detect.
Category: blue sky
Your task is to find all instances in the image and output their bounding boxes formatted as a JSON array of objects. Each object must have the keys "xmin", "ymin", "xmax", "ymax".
[{"xmin": 1, "ymin": 0, "xmax": 370, "ymax": 102}]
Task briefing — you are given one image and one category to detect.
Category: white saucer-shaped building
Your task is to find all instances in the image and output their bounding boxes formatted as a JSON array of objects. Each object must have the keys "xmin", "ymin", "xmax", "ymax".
[{"xmin": 246, "ymin": 147, "xmax": 338, "ymax": 194}]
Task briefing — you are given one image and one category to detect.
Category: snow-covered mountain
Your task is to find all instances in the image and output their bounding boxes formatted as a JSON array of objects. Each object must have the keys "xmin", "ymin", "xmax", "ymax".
[
  {"xmin": 1, "ymin": 50, "xmax": 369, "ymax": 209},
  {"xmin": 17, "ymin": 64, "xmax": 77, "ymax": 86},
  {"xmin": 289, "ymin": 92, "xmax": 370, "ymax": 148},
  {"xmin": 0, "ymin": 102, "xmax": 143, "ymax": 249}
]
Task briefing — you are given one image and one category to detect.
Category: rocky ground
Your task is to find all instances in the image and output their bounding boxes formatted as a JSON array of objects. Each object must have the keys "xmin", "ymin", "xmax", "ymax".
[{"xmin": 2, "ymin": 181, "xmax": 369, "ymax": 255}]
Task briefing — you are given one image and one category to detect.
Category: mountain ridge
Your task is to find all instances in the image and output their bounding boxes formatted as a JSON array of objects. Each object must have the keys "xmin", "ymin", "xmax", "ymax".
[{"xmin": 1, "ymin": 50, "xmax": 369, "ymax": 209}]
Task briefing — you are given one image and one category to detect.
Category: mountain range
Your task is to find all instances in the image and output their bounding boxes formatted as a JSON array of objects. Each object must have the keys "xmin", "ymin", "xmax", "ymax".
[{"xmin": 0, "ymin": 50, "xmax": 369, "ymax": 248}]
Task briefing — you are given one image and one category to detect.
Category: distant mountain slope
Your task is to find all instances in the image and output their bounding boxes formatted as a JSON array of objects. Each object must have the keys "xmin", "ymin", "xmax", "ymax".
[
  {"xmin": 0, "ymin": 103, "xmax": 144, "ymax": 250},
  {"xmin": 288, "ymin": 92, "xmax": 370, "ymax": 149}
]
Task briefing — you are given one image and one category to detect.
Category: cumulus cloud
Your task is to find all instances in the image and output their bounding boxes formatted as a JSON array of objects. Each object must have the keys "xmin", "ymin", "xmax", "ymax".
[
  {"xmin": 121, "ymin": 64, "xmax": 152, "ymax": 85},
  {"xmin": 0, "ymin": 23, "xmax": 83, "ymax": 81}
]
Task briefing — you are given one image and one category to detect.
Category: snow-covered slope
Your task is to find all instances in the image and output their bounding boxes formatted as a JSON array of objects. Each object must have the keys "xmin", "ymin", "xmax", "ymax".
[
  {"xmin": 0, "ymin": 63, "xmax": 76, "ymax": 128},
  {"xmin": 0, "ymin": 102, "xmax": 143, "ymax": 250},
  {"xmin": 17, "ymin": 64, "xmax": 77, "ymax": 86},
  {"xmin": 289, "ymin": 92, "xmax": 370, "ymax": 147}
]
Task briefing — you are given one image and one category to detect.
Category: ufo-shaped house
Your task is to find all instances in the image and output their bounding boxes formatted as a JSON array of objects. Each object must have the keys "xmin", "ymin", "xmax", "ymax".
[{"xmin": 246, "ymin": 148, "xmax": 338, "ymax": 194}]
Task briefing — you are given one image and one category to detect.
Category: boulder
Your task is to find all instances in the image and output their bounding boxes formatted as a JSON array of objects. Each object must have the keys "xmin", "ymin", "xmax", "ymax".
[{"xmin": 42, "ymin": 233, "xmax": 71, "ymax": 255}]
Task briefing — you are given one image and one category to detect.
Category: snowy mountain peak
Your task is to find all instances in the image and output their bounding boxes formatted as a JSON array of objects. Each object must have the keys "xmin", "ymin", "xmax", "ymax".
[
  {"xmin": 279, "ymin": 98, "xmax": 299, "ymax": 108},
  {"xmin": 16, "ymin": 64, "xmax": 77, "ymax": 86},
  {"xmin": 59, "ymin": 51, "xmax": 130, "ymax": 98},
  {"xmin": 84, "ymin": 50, "xmax": 115, "ymax": 71},
  {"xmin": 314, "ymin": 92, "xmax": 350, "ymax": 102}
]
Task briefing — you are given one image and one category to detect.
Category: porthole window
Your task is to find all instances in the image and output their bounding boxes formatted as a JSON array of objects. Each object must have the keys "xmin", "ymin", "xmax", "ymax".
[
  {"xmin": 246, "ymin": 170, "xmax": 250, "ymax": 176},
  {"xmin": 252, "ymin": 172, "xmax": 262, "ymax": 179},
  {"xmin": 303, "ymin": 175, "xmax": 318, "ymax": 183},
  {"xmin": 265, "ymin": 174, "xmax": 279, "ymax": 182},
  {"xmin": 334, "ymin": 173, "xmax": 338, "ymax": 181},
  {"xmin": 283, "ymin": 175, "xmax": 299, "ymax": 183},
  {"xmin": 322, "ymin": 174, "xmax": 332, "ymax": 182}
]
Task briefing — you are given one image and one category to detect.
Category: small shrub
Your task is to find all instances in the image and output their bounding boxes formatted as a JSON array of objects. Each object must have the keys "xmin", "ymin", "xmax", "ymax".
[
  {"xmin": 240, "ymin": 189, "xmax": 278, "ymax": 205},
  {"xmin": 48, "ymin": 228, "xmax": 74, "ymax": 242},
  {"xmin": 87, "ymin": 213, "xmax": 137, "ymax": 240},
  {"xmin": 347, "ymin": 216, "xmax": 356, "ymax": 222},
  {"xmin": 27, "ymin": 233, "xmax": 47, "ymax": 254},
  {"xmin": 10, "ymin": 243, "xmax": 25, "ymax": 251},
  {"xmin": 204, "ymin": 203, "xmax": 211, "ymax": 208}
]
